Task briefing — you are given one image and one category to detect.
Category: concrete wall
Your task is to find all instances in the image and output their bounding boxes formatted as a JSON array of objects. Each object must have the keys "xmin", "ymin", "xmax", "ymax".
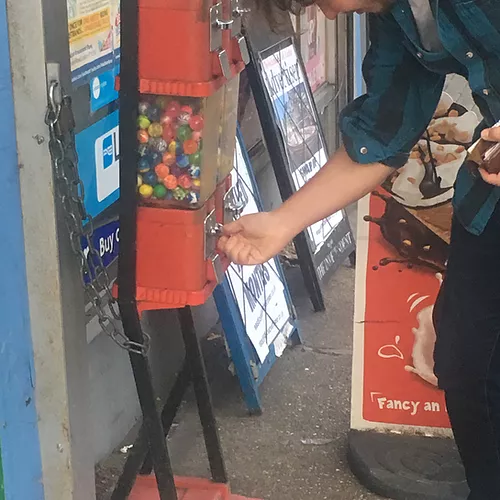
[{"xmin": 87, "ymin": 299, "xmax": 219, "ymax": 463}]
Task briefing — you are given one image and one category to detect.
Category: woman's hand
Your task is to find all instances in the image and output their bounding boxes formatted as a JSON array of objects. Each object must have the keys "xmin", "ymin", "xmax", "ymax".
[
  {"xmin": 478, "ymin": 127, "xmax": 500, "ymax": 186},
  {"xmin": 217, "ymin": 212, "xmax": 293, "ymax": 266}
]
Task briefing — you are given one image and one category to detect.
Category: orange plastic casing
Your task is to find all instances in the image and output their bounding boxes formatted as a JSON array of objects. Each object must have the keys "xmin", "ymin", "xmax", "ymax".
[
  {"xmin": 138, "ymin": 0, "xmax": 245, "ymax": 97},
  {"xmin": 127, "ymin": 180, "xmax": 230, "ymax": 313}
]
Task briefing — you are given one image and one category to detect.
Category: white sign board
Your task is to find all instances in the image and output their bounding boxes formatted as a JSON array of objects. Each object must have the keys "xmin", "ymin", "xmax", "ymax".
[{"xmin": 226, "ymin": 140, "xmax": 295, "ymax": 362}]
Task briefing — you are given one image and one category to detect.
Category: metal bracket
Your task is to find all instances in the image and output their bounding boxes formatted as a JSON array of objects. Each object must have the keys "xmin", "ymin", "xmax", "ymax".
[
  {"xmin": 210, "ymin": 3, "xmax": 223, "ymax": 51},
  {"xmin": 204, "ymin": 209, "xmax": 221, "ymax": 260},
  {"xmin": 223, "ymin": 186, "xmax": 245, "ymax": 224},
  {"xmin": 231, "ymin": 0, "xmax": 250, "ymax": 35},
  {"xmin": 217, "ymin": 49, "xmax": 232, "ymax": 80},
  {"xmin": 236, "ymin": 34, "xmax": 250, "ymax": 65},
  {"xmin": 211, "ymin": 253, "xmax": 225, "ymax": 284},
  {"xmin": 46, "ymin": 62, "xmax": 62, "ymax": 107}
]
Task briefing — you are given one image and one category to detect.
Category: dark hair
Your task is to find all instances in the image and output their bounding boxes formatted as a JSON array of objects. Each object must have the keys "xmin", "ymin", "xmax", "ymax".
[{"xmin": 253, "ymin": 0, "xmax": 316, "ymax": 24}]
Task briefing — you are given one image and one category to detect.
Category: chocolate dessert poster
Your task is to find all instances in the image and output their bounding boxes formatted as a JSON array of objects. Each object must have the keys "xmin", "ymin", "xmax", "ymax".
[{"xmin": 351, "ymin": 93, "xmax": 479, "ymax": 430}]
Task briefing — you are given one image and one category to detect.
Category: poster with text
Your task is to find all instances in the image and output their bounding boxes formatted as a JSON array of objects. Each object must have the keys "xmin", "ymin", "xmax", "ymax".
[
  {"xmin": 300, "ymin": 6, "xmax": 326, "ymax": 93},
  {"xmin": 260, "ymin": 41, "xmax": 342, "ymax": 255},
  {"xmin": 67, "ymin": 0, "xmax": 115, "ymax": 86},
  {"xmin": 352, "ymin": 93, "xmax": 480, "ymax": 431},
  {"xmin": 226, "ymin": 139, "xmax": 295, "ymax": 362}
]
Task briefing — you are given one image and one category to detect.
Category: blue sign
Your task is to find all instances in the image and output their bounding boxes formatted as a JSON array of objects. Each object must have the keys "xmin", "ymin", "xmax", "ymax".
[
  {"xmin": 90, "ymin": 69, "xmax": 119, "ymax": 112},
  {"xmin": 72, "ymin": 54, "xmax": 115, "ymax": 88},
  {"xmin": 76, "ymin": 110, "xmax": 120, "ymax": 219},
  {"xmin": 81, "ymin": 219, "xmax": 120, "ymax": 282}
]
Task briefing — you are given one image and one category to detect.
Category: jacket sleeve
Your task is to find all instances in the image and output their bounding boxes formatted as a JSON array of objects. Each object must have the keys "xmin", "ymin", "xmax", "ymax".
[{"xmin": 340, "ymin": 12, "xmax": 445, "ymax": 168}]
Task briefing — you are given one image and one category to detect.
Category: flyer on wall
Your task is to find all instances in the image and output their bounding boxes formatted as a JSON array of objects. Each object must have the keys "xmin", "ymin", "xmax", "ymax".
[
  {"xmin": 67, "ymin": 0, "xmax": 115, "ymax": 86},
  {"xmin": 352, "ymin": 93, "xmax": 480, "ymax": 431},
  {"xmin": 226, "ymin": 138, "xmax": 295, "ymax": 363},
  {"xmin": 260, "ymin": 40, "xmax": 342, "ymax": 255}
]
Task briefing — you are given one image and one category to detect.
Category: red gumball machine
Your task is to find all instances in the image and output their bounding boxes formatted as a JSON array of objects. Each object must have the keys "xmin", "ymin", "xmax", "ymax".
[
  {"xmin": 118, "ymin": 0, "xmax": 248, "ymax": 314},
  {"xmin": 112, "ymin": 1, "xmax": 257, "ymax": 497}
]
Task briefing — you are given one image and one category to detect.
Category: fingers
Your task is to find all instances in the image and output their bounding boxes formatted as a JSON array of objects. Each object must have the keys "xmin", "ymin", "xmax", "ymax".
[
  {"xmin": 479, "ymin": 167, "xmax": 500, "ymax": 186},
  {"xmin": 222, "ymin": 218, "xmax": 244, "ymax": 236},
  {"xmin": 481, "ymin": 127, "xmax": 500, "ymax": 142}
]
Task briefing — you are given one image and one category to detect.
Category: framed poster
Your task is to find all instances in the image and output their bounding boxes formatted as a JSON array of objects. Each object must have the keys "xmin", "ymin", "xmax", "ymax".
[
  {"xmin": 246, "ymin": 33, "xmax": 355, "ymax": 310},
  {"xmin": 351, "ymin": 93, "xmax": 480, "ymax": 432},
  {"xmin": 214, "ymin": 129, "xmax": 300, "ymax": 414}
]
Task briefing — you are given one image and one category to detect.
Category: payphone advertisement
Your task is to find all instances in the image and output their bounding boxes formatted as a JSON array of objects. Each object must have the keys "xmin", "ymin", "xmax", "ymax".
[
  {"xmin": 67, "ymin": 0, "xmax": 114, "ymax": 86},
  {"xmin": 76, "ymin": 110, "xmax": 120, "ymax": 219}
]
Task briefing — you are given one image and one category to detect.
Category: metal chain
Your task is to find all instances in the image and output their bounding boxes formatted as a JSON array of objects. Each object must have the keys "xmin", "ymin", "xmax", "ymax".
[{"xmin": 45, "ymin": 80, "xmax": 149, "ymax": 356}]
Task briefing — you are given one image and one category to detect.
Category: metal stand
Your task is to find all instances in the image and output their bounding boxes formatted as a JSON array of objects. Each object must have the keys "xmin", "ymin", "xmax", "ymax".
[
  {"xmin": 118, "ymin": 0, "xmax": 226, "ymax": 496},
  {"xmin": 111, "ymin": 307, "xmax": 228, "ymax": 499}
]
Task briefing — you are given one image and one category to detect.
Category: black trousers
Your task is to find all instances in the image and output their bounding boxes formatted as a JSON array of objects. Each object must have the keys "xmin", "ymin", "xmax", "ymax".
[{"xmin": 434, "ymin": 203, "xmax": 500, "ymax": 500}]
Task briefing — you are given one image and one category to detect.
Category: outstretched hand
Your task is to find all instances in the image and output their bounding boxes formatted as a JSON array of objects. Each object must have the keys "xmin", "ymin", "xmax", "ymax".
[
  {"xmin": 478, "ymin": 127, "xmax": 500, "ymax": 186},
  {"xmin": 217, "ymin": 212, "xmax": 293, "ymax": 266}
]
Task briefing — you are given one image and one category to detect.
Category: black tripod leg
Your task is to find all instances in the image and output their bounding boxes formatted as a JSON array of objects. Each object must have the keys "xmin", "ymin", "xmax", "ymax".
[
  {"xmin": 178, "ymin": 306, "xmax": 228, "ymax": 484},
  {"xmin": 111, "ymin": 360, "xmax": 191, "ymax": 499},
  {"xmin": 140, "ymin": 360, "xmax": 191, "ymax": 475},
  {"xmin": 120, "ymin": 305, "xmax": 178, "ymax": 500}
]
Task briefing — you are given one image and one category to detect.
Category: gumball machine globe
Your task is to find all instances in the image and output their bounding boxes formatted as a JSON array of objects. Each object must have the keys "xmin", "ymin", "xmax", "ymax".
[{"xmin": 136, "ymin": 79, "xmax": 239, "ymax": 210}]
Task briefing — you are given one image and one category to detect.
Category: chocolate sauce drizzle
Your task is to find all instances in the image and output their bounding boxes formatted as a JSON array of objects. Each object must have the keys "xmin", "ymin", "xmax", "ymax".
[{"xmin": 365, "ymin": 191, "xmax": 449, "ymax": 273}]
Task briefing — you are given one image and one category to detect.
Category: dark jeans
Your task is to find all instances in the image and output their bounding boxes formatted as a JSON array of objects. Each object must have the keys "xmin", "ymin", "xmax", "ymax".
[{"xmin": 434, "ymin": 203, "xmax": 500, "ymax": 500}]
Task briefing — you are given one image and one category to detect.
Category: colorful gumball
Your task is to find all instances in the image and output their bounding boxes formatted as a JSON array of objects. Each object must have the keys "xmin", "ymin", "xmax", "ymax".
[
  {"xmin": 178, "ymin": 174, "xmax": 192, "ymax": 189},
  {"xmin": 138, "ymin": 144, "xmax": 149, "ymax": 157},
  {"xmin": 168, "ymin": 141, "xmax": 177, "ymax": 154},
  {"xmin": 188, "ymin": 165, "xmax": 200, "ymax": 178},
  {"xmin": 165, "ymin": 101, "xmax": 181, "ymax": 118},
  {"xmin": 183, "ymin": 139, "xmax": 198, "ymax": 155},
  {"xmin": 160, "ymin": 112, "xmax": 173, "ymax": 126},
  {"xmin": 162, "ymin": 124, "xmax": 175, "ymax": 142},
  {"xmin": 180, "ymin": 105, "xmax": 193, "ymax": 115},
  {"xmin": 137, "ymin": 175, "xmax": 143, "ymax": 187},
  {"xmin": 150, "ymin": 138, "xmax": 168, "ymax": 153},
  {"xmin": 143, "ymin": 170, "xmax": 158, "ymax": 186},
  {"xmin": 138, "ymin": 157, "xmax": 151, "ymax": 173},
  {"xmin": 177, "ymin": 125, "xmax": 192, "ymax": 142},
  {"xmin": 155, "ymin": 163, "xmax": 170, "ymax": 179},
  {"xmin": 170, "ymin": 165, "xmax": 182, "ymax": 177},
  {"xmin": 176, "ymin": 154, "xmax": 189, "ymax": 168},
  {"xmin": 149, "ymin": 150, "xmax": 163, "ymax": 166},
  {"xmin": 139, "ymin": 184, "xmax": 153, "ymax": 198},
  {"xmin": 192, "ymin": 178, "xmax": 201, "ymax": 190},
  {"xmin": 191, "ymin": 131, "xmax": 202, "ymax": 143},
  {"xmin": 188, "ymin": 191, "xmax": 200, "ymax": 204},
  {"xmin": 189, "ymin": 151, "xmax": 201, "ymax": 166},
  {"xmin": 153, "ymin": 184, "xmax": 168, "ymax": 199},
  {"xmin": 163, "ymin": 174, "xmax": 178, "ymax": 190},
  {"xmin": 137, "ymin": 115, "xmax": 151, "ymax": 130},
  {"xmin": 138, "ymin": 130, "xmax": 149, "ymax": 144},
  {"xmin": 138, "ymin": 102, "xmax": 150, "ymax": 116},
  {"xmin": 155, "ymin": 96, "xmax": 167, "ymax": 109},
  {"xmin": 177, "ymin": 111, "xmax": 191, "ymax": 126},
  {"xmin": 148, "ymin": 122, "xmax": 163, "ymax": 138},
  {"xmin": 162, "ymin": 151, "xmax": 176, "ymax": 166},
  {"xmin": 147, "ymin": 106, "xmax": 161, "ymax": 122},
  {"xmin": 175, "ymin": 141, "xmax": 184, "ymax": 156},
  {"xmin": 188, "ymin": 115, "xmax": 204, "ymax": 132},
  {"xmin": 173, "ymin": 187, "xmax": 187, "ymax": 200}
]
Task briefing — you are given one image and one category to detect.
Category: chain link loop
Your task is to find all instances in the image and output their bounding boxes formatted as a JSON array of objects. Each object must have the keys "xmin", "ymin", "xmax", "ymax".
[{"xmin": 45, "ymin": 80, "xmax": 149, "ymax": 356}]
